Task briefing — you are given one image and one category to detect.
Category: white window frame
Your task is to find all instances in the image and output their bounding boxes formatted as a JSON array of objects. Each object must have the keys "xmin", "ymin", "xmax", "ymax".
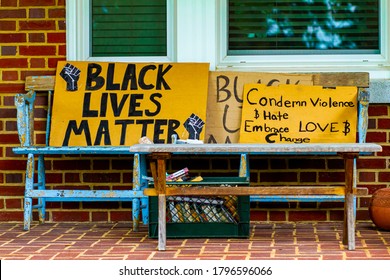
[
  {"xmin": 66, "ymin": 0, "xmax": 177, "ymax": 62},
  {"xmin": 217, "ymin": 0, "xmax": 390, "ymax": 79},
  {"xmin": 66, "ymin": 0, "xmax": 389, "ymax": 79}
]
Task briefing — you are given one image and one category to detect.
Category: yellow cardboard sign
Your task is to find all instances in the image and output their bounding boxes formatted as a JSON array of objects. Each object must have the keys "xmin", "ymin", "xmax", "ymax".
[
  {"xmin": 239, "ymin": 84, "xmax": 358, "ymax": 144},
  {"xmin": 206, "ymin": 72, "xmax": 313, "ymax": 143},
  {"xmin": 50, "ymin": 61, "xmax": 209, "ymax": 146}
]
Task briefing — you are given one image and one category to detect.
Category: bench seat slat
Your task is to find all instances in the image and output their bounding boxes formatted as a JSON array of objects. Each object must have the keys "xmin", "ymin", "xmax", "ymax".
[
  {"xmin": 130, "ymin": 143, "xmax": 382, "ymax": 155},
  {"xmin": 26, "ymin": 189, "xmax": 145, "ymax": 199},
  {"xmin": 13, "ymin": 146, "xmax": 133, "ymax": 155},
  {"xmin": 14, "ymin": 143, "xmax": 381, "ymax": 155}
]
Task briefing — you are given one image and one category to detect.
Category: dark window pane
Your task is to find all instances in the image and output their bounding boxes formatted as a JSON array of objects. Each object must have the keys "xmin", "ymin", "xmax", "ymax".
[
  {"xmin": 228, "ymin": 0, "xmax": 380, "ymax": 55},
  {"xmin": 92, "ymin": 0, "xmax": 167, "ymax": 57}
]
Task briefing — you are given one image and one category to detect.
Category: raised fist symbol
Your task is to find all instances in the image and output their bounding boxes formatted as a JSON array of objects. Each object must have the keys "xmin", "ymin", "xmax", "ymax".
[
  {"xmin": 60, "ymin": 63, "xmax": 81, "ymax": 91},
  {"xmin": 184, "ymin": 113, "xmax": 205, "ymax": 140}
]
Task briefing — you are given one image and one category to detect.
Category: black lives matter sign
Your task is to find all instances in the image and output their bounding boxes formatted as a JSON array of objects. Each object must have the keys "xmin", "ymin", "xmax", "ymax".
[{"xmin": 50, "ymin": 61, "xmax": 209, "ymax": 146}]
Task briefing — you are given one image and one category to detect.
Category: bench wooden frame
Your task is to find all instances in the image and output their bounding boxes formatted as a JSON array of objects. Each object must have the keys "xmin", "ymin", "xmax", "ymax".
[
  {"xmin": 130, "ymin": 143, "xmax": 381, "ymax": 250},
  {"xmin": 12, "ymin": 73, "xmax": 382, "ymax": 251}
]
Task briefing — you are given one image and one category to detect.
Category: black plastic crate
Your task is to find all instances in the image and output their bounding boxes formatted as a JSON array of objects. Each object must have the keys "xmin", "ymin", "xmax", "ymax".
[{"xmin": 148, "ymin": 177, "xmax": 250, "ymax": 238}]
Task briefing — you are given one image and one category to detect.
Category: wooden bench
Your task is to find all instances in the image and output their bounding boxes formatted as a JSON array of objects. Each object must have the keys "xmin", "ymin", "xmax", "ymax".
[
  {"xmin": 12, "ymin": 72, "xmax": 382, "ymax": 252},
  {"xmin": 130, "ymin": 143, "xmax": 381, "ymax": 250},
  {"xmin": 128, "ymin": 72, "xmax": 383, "ymax": 251}
]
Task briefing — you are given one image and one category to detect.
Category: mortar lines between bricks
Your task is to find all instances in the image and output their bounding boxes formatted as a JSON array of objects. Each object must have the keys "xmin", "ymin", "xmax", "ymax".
[{"xmin": 0, "ymin": 221, "xmax": 389, "ymax": 260}]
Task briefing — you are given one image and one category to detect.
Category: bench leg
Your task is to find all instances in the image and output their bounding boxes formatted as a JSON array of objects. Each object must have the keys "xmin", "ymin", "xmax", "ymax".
[
  {"xmin": 343, "ymin": 154, "xmax": 357, "ymax": 250},
  {"xmin": 132, "ymin": 198, "xmax": 140, "ymax": 231},
  {"xmin": 23, "ymin": 154, "xmax": 34, "ymax": 230},
  {"xmin": 139, "ymin": 154, "xmax": 149, "ymax": 226},
  {"xmin": 132, "ymin": 154, "xmax": 141, "ymax": 231},
  {"xmin": 37, "ymin": 155, "xmax": 46, "ymax": 224},
  {"xmin": 140, "ymin": 197, "xmax": 149, "ymax": 225},
  {"xmin": 158, "ymin": 194, "xmax": 167, "ymax": 251},
  {"xmin": 148, "ymin": 153, "xmax": 170, "ymax": 251},
  {"xmin": 132, "ymin": 154, "xmax": 148, "ymax": 231}
]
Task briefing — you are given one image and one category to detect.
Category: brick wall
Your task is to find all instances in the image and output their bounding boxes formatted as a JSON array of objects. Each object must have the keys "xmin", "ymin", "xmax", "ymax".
[{"xmin": 0, "ymin": 1, "xmax": 389, "ymax": 224}]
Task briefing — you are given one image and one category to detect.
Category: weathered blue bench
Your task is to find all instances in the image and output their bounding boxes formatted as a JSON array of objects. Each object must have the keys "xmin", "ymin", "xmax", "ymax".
[{"xmin": 12, "ymin": 76, "xmax": 151, "ymax": 231}]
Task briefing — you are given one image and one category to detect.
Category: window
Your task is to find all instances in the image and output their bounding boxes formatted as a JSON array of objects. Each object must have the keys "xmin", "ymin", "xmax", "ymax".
[
  {"xmin": 91, "ymin": 0, "xmax": 167, "ymax": 57},
  {"xmin": 219, "ymin": 0, "xmax": 390, "ymax": 77},
  {"xmin": 66, "ymin": 0, "xmax": 175, "ymax": 62},
  {"xmin": 67, "ymin": 1, "xmax": 389, "ymax": 77},
  {"xmin": 228, "ymin": 0, "xmax": 379, "ymax": 55}
]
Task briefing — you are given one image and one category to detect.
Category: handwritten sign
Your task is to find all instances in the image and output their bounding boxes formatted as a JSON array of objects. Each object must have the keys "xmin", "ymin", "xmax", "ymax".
[
  {"xmin": 50, "ymin": 61, "xmax": 209, "ymax": 146},
  {"xmin": 205, "ymin": 72, "xmax": 313, "ymax": 143},
  {"xmin": 239, "ymin": 84, "xmax": 358, "ymax": 143}
]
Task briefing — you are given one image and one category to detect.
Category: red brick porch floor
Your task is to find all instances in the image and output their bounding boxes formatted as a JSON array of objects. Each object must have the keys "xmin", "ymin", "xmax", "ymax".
[{"xmin": 1, "ymin": 221, "xmax": 389, "ymax": 260}]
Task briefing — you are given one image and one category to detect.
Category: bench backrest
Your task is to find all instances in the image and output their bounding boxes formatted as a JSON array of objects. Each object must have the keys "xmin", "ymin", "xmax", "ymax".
[{"xmin": 15, "ymin": 73, "xmax": 370, "ymax": 147}]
